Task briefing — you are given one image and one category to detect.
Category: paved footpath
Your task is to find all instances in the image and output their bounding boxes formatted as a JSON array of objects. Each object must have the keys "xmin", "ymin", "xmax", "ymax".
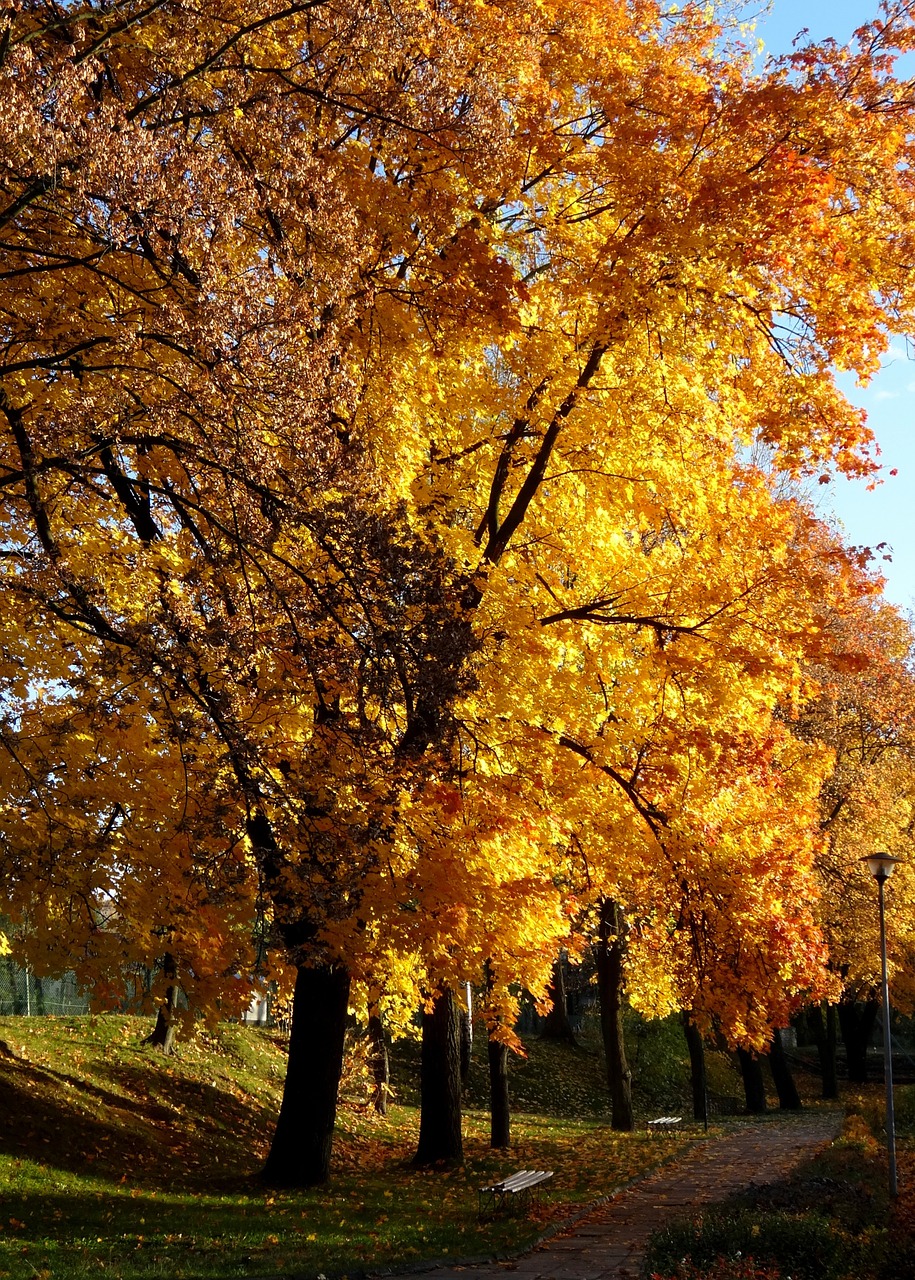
[{"xmin": 380, "ymin": 1114, "xmax": 842, "ymax": 1280}]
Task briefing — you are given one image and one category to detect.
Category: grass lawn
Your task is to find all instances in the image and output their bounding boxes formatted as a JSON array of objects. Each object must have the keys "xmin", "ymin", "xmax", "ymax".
[{"xmin": 0, "ymin": 1015, "xmax": 694, "ymax": 1279}]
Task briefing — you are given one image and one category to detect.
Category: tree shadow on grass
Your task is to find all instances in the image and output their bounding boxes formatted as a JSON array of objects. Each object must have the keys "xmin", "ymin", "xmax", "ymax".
[
  {"xmin": 0, "ymin": 1051, "xmax": 275, "ymax": 1189},
  {"xmin": 724, "ymin": 1135, "xmax": 888, "ymax": 1232}
]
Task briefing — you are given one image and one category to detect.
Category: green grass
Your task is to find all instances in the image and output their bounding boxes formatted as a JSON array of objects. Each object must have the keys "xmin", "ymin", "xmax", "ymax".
[{"xmin": 0, "ymin": 1015, "xmax": 694, "ymax": 1279}]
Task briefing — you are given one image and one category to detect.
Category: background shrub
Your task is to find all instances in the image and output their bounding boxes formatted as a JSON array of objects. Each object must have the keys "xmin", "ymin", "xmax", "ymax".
[{"xmin": 642, "ymin": 1206, "xmax": 870, "ymax": 1280}]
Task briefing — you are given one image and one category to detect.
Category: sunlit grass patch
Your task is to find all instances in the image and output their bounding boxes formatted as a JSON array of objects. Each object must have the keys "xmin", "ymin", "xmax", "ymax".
[{"xmin": 0, "ymin": 1015, "xmax": 691, "ymax": 1280}]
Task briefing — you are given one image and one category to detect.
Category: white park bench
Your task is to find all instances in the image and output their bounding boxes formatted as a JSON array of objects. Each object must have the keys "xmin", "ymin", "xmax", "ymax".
[
  {"xmin": 648, "ymin": 1115, "xmax": 683, "ymax": 1132},
  {"xmin": 478, "ymin": 1168, "xmax": 554, "ymax": 1217}
]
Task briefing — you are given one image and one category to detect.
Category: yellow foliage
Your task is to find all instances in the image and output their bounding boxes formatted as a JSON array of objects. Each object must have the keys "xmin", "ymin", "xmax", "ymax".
[{"xmin": 2, "ymin": 0, "xmax": 915, "ymax": 1060}]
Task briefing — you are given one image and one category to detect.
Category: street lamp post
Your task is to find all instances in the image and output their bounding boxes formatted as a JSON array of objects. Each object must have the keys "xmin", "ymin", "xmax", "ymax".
[{"xmin": 863, "ymin": 852, "xmax": 903, "ymax": 1199}]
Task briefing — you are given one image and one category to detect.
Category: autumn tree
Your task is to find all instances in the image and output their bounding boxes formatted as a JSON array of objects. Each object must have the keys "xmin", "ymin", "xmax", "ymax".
[
  {"xmin": 791, "ymin": 598, "xmax": 915, "ymax": 1085},
  {"xmin": 4, "ymin": 0, "xmax": 915, "ymax": 1186},
  {"xmin": 0, "ymin": 0, "xmax": 548, "ymax": 1182}
]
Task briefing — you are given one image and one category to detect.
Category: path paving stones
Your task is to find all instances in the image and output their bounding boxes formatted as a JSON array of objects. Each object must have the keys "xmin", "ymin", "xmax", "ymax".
[{"xmin": 378, "ymin": 1113, "xmax": 842, "ymax": 1280}]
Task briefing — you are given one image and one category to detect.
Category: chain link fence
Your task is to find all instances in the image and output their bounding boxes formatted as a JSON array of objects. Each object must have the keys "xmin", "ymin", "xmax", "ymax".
[{"xmin": 0, "ymin": 957, "xmax": 90, "ymax": 1017}]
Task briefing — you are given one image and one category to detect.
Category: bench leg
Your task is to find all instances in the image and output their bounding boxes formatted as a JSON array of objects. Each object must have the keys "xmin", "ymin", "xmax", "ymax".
[{"xmin": 478, "ymin": 1188, "xmax": 508, "ymax": 1219}]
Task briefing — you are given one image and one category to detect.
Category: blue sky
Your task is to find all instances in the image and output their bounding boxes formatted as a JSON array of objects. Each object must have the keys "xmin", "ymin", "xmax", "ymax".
[{"xmin": 747, "ymin": 1, "xmax": 915, "ymax": 614}]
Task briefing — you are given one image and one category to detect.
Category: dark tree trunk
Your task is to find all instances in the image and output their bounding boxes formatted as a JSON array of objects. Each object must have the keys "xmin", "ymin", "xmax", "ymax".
[
  {"xmin": 596, "ymin": 898, "xmax": 633, "ymax": 1130},
  {"xmin": 737, "ymin": 1048, "xmax": 767, "ymax": 1113},
  {"xmin": 414, "ymin": 987, "xmax": 463, "ymax": 1167},
  {"xmin": 769, "ymin": 1028, "xmax": 802, "ymax": 1110},
  {"xmin": 839, "ymin": 997, "xmax": 879, "ymax": 1084},
  {"xmin": 488, "ymin": 1036, "xmax": 510, "ymax": 1149},
  {"xmin": 806, "ymin": 1002, "xmax": 839, "ymax": 1099},
  {"xmin": 541, "ymin": 957, "xmax": 577, "ymax": 1044},
  {"xmin": 263, "ymin": 961, "xmax": 351, "ymax": 1187},
  {"xmin": 825, "ymin": 1002, "xmax": 839, "ymax": 1094},
  {"xmin": 143, "ymin": 954, "xmax": 179, "ymax": 1055},
  {"xmin": 682, "ymin": 1012, "xmax": 708, "ymax": 1126},
  {"xmin": 367, "ymin": 1005, "xmax": 390, "ymax": 1118}
]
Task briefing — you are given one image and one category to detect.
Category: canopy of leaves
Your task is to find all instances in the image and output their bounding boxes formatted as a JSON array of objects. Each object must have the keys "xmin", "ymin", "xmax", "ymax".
[{"xmin": 3, "ymin": 0, "xmax": 915, "ymax": 1044}]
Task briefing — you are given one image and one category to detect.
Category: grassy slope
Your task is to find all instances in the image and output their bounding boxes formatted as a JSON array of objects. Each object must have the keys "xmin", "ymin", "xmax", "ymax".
[{"xmin": 0, "ymin": 1015, "xmax": 694, "ymax": 1280}]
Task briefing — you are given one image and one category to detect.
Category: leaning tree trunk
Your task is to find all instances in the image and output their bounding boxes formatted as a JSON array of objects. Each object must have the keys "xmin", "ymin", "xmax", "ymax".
[
  {"xmin": 597, "ymin": 897, "xmax": 633, "ymax": 1131},
  {"xmin": 414, "ymin": 986, "xmax": 463, "ymax": 1167},
  {"xmin": 540, "ymin": 956, "xmax": 577, "ymax": 1044},
  {"xmin": 839, "ymin": 997, "xmax": 879, "ymax": 1085},
  {"xmin": 143, "ymin": 953, "xmax": 180, "ymax": 1055},
  {"xmin": 367, "ymin": 1003, "xmax": 390, "ymax": 1118},
  {"xmin": 737, "ymin": 1047, "xmax": 767, "ymax": 1113},
  {"xmin": 488, "ymin": 1035, "xmax": 511, "ymax": 1149},
  {"xmin": 769, "ymin": 1028, "xmax": 802, "ymax": 1110},
  {"xmin": 682, "ymin": 1012, "xmax": 708, "ymax": 1126},
  {"xmin": 806, "ymin": 1003, "xmax": 839, "ymax": 1100},
  {"xmin": 263, "ymin": 961, "xmax": 351, "ymax": 1186}
]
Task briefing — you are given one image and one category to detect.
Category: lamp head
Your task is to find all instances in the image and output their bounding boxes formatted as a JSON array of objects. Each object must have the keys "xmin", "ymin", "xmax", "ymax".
[{"xmin": 863, "ymin": 852, "xmax": 903, "ymax": 883}]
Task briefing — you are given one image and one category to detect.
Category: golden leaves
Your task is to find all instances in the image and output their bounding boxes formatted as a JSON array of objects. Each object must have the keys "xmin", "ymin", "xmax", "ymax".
[{"xmin": 3, "ymin": 0, "xmax": 915, "ymax": 1052}]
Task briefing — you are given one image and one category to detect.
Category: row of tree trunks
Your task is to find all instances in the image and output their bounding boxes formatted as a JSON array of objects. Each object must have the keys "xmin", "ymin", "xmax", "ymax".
[
  {"xmin": 261, "ymin": 950, "xmax": 857, "ymax": 1187},
  {"xmin": 769, "ymin": 1028, "xmax": 802, "ymax": 1110},
  {"xmin": 838, "ymin": 997, "xmax": 879, "ymax": 1084},
  {"xmin": 260, "ymin": 957, "xmax": 843, "ymax": 1186},
  {"xmin": 737, "ymin": 1046, "xmax": 768, "ymax": 1113},
  {"xmin": 807, "ymin": 997, "xmax": 882, "ymax": 1091},
  {"xmin": 803, "ymin": 1002, "xmax": 839, "ymax": 1098},
  {"xmin": 681, "ymin": 1001, "xmax": 885, "ymax": 1118}
]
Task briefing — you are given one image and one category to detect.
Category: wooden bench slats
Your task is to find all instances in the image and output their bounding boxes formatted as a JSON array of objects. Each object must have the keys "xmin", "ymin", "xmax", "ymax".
[
  {"xmin": 482, "ymin": 1169, "xmax": 553, "ymax": 1193},
  {"xmin": 648, "ymin": 1115, "xmax": 682, "ymax": 1131},
  {"xmin": 478, "ymin": 1168, "xmax": 553, "ymax": 1217}
]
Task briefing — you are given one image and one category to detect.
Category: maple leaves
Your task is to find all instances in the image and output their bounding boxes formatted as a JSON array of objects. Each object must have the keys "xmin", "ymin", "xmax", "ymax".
[
  {"xmin": 791, "ymin": 598, "xmax": 915, "ymax": 1012},
  {"xmin": 2, "ymin": 0, "xmax": 915, "ymax": 1180}
]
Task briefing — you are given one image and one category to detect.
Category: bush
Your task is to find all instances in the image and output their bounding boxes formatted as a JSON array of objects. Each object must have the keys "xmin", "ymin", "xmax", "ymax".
[
  {"xmin": 649, "ymin": 1259, "xmax": 783, "ymax": 1280},
  {"xmin": 642, "ymin": 1206, "xmax": 871, "ymax": 1280},
  {"xmin": 890, "ymin": 1084, "xmax": 915, "ymax": 1138}
]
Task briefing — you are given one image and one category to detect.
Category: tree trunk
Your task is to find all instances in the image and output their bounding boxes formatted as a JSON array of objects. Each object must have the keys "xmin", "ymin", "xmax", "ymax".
[
  {"xmin": 540, "ymin": 956, "xmax": 577, "ymax": 1044},
  {"xmin": 488, "ymin": 1036, "xmax": 510, "ymax": 1149},
  {"xmin": 839, "ymin": 997, "xmax": 878, "ymax": 1085},
  {"xmin": 414, "ymin": 987, "xmax": 463, "ymax": 1167},
  {"xmin": 682, "ymin": 1012, "xmax": 708, "ymax": 1126},
  {"xmin": 367, "ymin": 1004, "xmax": 390, "ymax": 1118},
  {"xmin": 143, "ymin": 954, "xmax": 179, "ymax": 1055},
  {"xmin": 806, "ymin": 1002, "xmax": 839, "ymax": 1099},
  {"xmin": 769, "ymin": 1028, "xmax": 802, "ymax": 1110},
  {"xmin": 737, "ymin": 1047, "xmax": 767, "ymax": 1113},
  {"xmin": 263, "ymin": 961, "xmax": 351, "ymax": 1187},
  {"xmin": 596, "ymin": 898, "xmax": 633, "ymax": 1130},
  {"xmin": 825, "ymin": 1001, "xmax": 839, "ymax": 1095}
]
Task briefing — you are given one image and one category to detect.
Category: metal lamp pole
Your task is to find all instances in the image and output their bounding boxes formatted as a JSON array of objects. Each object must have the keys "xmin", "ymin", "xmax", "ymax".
[{"xmin": 863, "ymin": 852, "xmax": 902, "ymax": 1199}]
